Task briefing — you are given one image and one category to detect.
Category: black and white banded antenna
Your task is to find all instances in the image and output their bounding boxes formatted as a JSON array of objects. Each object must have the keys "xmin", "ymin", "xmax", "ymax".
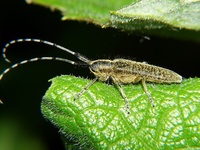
[{"xmin": 0, "ymin": 38, "xmax": 91, "ymax": 80}]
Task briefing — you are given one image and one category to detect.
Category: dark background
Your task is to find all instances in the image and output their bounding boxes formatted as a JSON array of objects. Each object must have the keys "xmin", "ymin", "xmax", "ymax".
[{"xmin": 0, "ymin": 0, "xmax": 199, "ymax": 150}]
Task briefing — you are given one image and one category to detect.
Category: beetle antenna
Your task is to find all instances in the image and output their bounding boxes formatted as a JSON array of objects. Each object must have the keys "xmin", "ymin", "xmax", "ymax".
[
  {"xmin": 0, "ymin": 57, "xmax": 79, "ymax": 80},
  {"xmin": 2, "ymin": 38, "xmax": 91, "ymax": 64}
]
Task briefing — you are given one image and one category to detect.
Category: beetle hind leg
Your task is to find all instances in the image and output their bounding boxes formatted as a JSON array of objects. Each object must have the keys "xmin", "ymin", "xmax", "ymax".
[{"xmin": 142, "ymin": 79, "xmax": 155, "ymax": 107}]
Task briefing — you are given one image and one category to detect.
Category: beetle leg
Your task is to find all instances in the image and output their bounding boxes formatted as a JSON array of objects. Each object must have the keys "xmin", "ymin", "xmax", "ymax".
[
  {"xmin": 142, "ymin": 79, "xmax": 155, "ymax": 107},
  {"xmin": 74, "ymin": 77, "xmax": 99, "ymax": 100}
]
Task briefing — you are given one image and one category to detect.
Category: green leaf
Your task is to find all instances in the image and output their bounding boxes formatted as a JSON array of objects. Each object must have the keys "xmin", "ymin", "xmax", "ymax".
[
  {"xmin": 110, "ymin": 0, "xmax": 200, "ymax": 31},
  {"xmin": 27, "ymin": 0, "xmax": 200, "ymax": 30},
  {"xmin": 27, "ymin": 0, "xmax": 134, "ymax": 25},
  {"xmin": 27, "ymin": 0, "xmax": 200, "ymax": 41},
  {"xmin": 42, "ymin": 75, "xmax": 200, "ymax": 150}
]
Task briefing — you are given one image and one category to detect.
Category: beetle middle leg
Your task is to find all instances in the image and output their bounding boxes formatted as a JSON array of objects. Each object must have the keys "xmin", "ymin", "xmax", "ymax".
[{"xmin": 113, "ymin": 83, "xmax": 130, "ymax": 114}]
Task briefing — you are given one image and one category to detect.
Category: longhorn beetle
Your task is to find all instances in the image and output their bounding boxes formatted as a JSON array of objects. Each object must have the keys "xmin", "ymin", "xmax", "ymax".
[{"xmin": 0, "ymin": 39, "xmax": 183, "ymax": 114}]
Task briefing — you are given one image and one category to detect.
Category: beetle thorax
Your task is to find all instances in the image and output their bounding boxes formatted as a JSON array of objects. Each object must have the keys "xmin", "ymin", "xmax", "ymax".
[{"xmin": 89, "ymin": 59, "xmax": 113, "ymax": 81}]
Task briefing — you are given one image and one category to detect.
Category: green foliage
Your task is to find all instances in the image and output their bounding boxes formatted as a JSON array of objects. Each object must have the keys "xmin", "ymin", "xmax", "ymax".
[
  {"xmin": 28, "ymin": 0, "xmax": 200, "ymax": 30},
  {"xmin": 110, "ymin": 0, "xmax": 200, "ymax": 31},
  {"xmin": 28, "ymin": 0, "xmax": 200, "ymax": 41},
  {"xmin": 42, "ymin": 75, "xmax": 200, "ymax": 150},
  {"xmin": 27, "ymin": 0, "xmax": 134, "ymax": 25}
]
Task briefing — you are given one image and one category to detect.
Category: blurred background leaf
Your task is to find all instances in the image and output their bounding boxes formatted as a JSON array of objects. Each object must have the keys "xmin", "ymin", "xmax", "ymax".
[
  {"xmin": 28, "ymin": 0, "xmax": 200, "ymax": 41},
  {"xmin": 26, "ymin": 0, "xmax": 134, "ymax": 25},
  {"xmin": 0, "ymin": 116, "xmax": 47, "ymax": 150},
  {"xmin": 111, "ymin": 0, "xmax": 200, "ymax": 30}
]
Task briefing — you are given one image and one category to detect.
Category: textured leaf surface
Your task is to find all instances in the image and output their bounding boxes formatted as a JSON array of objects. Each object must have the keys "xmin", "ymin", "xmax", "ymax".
[
  {"xmin": 27, "ymin": 0, "xmax": 200, "ymax": 30},
  {"xmin": 42, "ymin": 75, "xmax": 200, "ymax": 150},
  {"xmin": 110, "ymin": 0, "xmax": 200, "ymax": 31}
]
